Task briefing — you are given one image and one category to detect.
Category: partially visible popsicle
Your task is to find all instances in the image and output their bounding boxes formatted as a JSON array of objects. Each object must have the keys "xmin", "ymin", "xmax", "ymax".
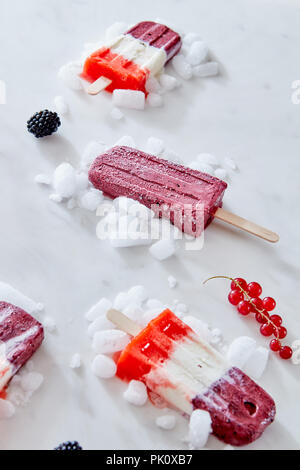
[
  {"xmin": 81, "ymin": 21, "xmax": 182, "ymax": 95},
  {"xmin": 108, "ymin": 309, "xmax": 276, "ymax": 446},
  {"xmin": 0, "ymin": 302, "xmax": 44, "ymax": 392},
  {"xmin": 89, "ymin": 146, "xmax": 279, "ymax": 242}
]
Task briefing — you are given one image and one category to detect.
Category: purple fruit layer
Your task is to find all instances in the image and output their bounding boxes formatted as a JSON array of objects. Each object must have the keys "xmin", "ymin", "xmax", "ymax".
[
  {"xmin": 192, "ymin": 367, "xmax": 276, "ymax": 446},
  {"xmin": 0, "ymin": 302, "xmax": 44, "ymax": 373},
  {"xmin": 127, "ymin": 21, "xmax": 182, "ymax": 62},
  {"xmin": 89, "ymin": 146, "xmax": 227, "ymax": 237}
]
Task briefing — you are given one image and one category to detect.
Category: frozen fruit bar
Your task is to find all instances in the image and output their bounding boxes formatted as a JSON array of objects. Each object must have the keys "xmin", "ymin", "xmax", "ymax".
[
  {"xmin": 0, "ymin": 302, "xmax": 44, "ymax": 391},
  {"xmin": 81, "ymin": 21, "xmax": 182, "ymax": 93},
  {"xmin": 116, "ymin": 310, "xmax": 276, "ymax": 446},
  {"xmin": 89, "ymin": 146, "xmax": 227, "ymax": 237}
]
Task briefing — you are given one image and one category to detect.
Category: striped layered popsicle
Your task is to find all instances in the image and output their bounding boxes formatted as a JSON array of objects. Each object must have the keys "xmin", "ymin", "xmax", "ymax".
[
  {"xmin": 116, "ymin": 309, "xmax": 276, "ymax": 446},
  {"xmin": 81, "ymin": 21, "xmax": 182, "ymax": 94},
  {"xmin": 89, "ymin": 146, "xmax": 227, "ymax": 237},
  {"xmin": 0, "ymin": 302, "xmax": 44, "ymax": 392}
]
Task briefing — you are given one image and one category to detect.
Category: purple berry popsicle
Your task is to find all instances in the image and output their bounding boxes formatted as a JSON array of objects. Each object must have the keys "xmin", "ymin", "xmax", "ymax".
[
  {"xmin": 0, "ymin": 302, "xmax": 44, "ymax": 392},
  {"xmin": 89, "ymin": 146, "xmax": 279, "ymax": 242},
  {"xmin": 81, "ymin": 21, "xmax": 182, "ymax": 94}
]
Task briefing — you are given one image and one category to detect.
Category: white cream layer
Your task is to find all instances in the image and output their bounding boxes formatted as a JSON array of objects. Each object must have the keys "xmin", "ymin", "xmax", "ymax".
[
  {"xmin": 107, "ymin": 35, "xmax": 167, "ymax": 76},
  {"xmin": 145, "ymin": 333, "xmax": 228, "ymax": 415}
]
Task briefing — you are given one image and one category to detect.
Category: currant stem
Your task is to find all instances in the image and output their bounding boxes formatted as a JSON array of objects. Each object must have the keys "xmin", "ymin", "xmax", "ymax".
[{"xmin": 203, "ymin": 275, "xmax": 280, "ymax": 339}]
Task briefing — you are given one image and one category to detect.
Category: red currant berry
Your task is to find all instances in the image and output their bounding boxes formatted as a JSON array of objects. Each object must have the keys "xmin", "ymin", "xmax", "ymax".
[
  {"xmin": 231, "ymin": 278, "xmax": 247, "ymax": 292},
  {"xmin": 262, "ymin": 297, "xmax": 276, "ymax": 312},
  {"xmin": 270, "ymin": 314, "xmax": 282, "ymax": 327},
  {"xmin": 277, "ymin": 326, "xmax": 287, "ymax": 339},
  {"xmin": 237, "ymin": 300, "xmax": 251, "ymax": 315},
  {"xmin": 228, "ymin": 290, "xmax": 244, "ymax": 306},
  {"xmin": 255, "ymin": 312, "xmax": 269, "ymax": 324},
  {"xmin": 260, "ymin": 323, "xmax": 274, "ymax": 337},
  {"xmin": 270, "ymin": 339, "xmax": 281, "ymax": 351},
  {"xmin": 247, "ymin": 282, "xmax": 262, "ymax": 297},
  {"xmin": 250, "ymin": 297, "xmax": 264, "ymax": 312},
  {"xmin": 279, "ymin": 346, "xmax": 293, "ymax": 360}
]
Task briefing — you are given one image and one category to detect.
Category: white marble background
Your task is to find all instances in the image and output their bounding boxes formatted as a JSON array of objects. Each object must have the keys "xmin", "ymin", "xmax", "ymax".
[{"xmin": 0, "ymin": 0, "xmax": 300, "ymax": 450}]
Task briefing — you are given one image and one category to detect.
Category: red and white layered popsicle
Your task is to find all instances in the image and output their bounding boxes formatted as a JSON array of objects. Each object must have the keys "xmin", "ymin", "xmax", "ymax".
[
  {"xmin": 0, "ymin": 302, "xmax": 44, "ymax": 392},
  {"xmin": 81, "ymin": 21, "xmax": 182, "ymax": 94},
  {"xmin": 89, "ymin": 146, "xmax": 279, "ymax": 242},
  {"xmin": 112, "ymin": 309, "xmax": 276, "ymax": 447}
]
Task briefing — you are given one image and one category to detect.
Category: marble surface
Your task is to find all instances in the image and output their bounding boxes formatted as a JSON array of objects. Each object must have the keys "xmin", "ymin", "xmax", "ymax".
[{"xmin": 0, "ymin": 0, "xmax": 300, "ymax": 450}]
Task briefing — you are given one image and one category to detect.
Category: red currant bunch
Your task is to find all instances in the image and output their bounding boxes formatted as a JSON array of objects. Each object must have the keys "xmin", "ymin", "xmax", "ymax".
[{"xmin": 207, "ymin": 275, "xmax": 293, "ymax": 361}]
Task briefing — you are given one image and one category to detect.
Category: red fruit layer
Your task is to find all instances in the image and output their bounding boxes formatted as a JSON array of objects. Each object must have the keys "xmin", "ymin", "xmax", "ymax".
[
  {"xmin": 89, "ymin": 146, "xmax": 227, "ymax": 237},
  {"xmin": 127, "ymin": 21, "xmax": 182, "ymax": 62},
  {"xmin": 81, "ymin": 47, "xmax": 148, "ymax": 93},
  {"xmin": 192, "ymin": 367, "xmax": 276, "ymax": 446},
  {"xmin": 117, "ymin": 309, "xmax": 190, "ymax": 382},
  {"xmin": 0, "ymin": 302, "xmax": 44, "ymax": 374}
]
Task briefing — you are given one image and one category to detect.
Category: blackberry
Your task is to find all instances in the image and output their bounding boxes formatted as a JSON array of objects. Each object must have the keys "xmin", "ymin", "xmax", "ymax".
[
  {"xmin": 27, "ymin": 110, "xmax": 61, "ymax": 138},
  {"xmin": 54, "ymin": 441, "xmax": 82, "ymax": 451}
]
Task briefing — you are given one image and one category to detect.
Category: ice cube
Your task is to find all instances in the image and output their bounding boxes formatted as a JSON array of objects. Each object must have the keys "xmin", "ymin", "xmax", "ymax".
[
  {"xmin": 113, "ymin": 89, "xmax": 145, "ymax": 110},
  {"xmin": 197, "ymin": 153, "xmax": 219, "ymax": 166},
  {"xmin": 105, "ymin": 22, "xmax": 127, "ymax": 41},
  {"xmin": 168, "ymin": 276, "xmax": 177, "ymax": 289},
  {"xmin": 172, "ymin": 55, "xmax": 193, "ymax": 80},
  {"xmin": 227, "ymin": 336, "xmax": 257, "ymax": 369},
  {"xmin": 85, "ymin": 298, "xmax": 112, "ymax": 322},
  {"xmin": 70, "ymin": 353, "xmax": 81, "ymax": 369},
  {"xmin": 43, "ymin": 317, "xmax": 56, "ymax": 332},
  {"xmin": 113, "ymin": 292, "xmax": 131, "ymax": 311},
  {"xmin": 54, "ymin": 96, "xmax": 69, "ymax": 115},
  {"xmin": 127, "ymin": 285, "xmax": 148, "ymax": 304},
  {"xmin": 224, "ymin": 157, "xmax": 238, "ymax": 171},
  {"xmin": 186, "ymin": 41, "xmax": 208, "ymax": 66},
  {"xmin": 145, "ymin": 76, "xmax": 161, "ymax": 94},
  {"xmin": 149, "ymin": 240, "xmax": 176, "ymax": 261},
  {"xmin": 53, "ymin": 163, "xmax": 77, "ymax": 199},
  {"xmin": 75, "ymin": 172, "xmax": 89, "ymax": 192},
  {"xmin": 159, "ymin": 74, "xmax": 179, "ymax": 91},
  {"xmin": 0, "ymin": 282, "xmax": 42, "ymax": 315},
  {"xmin": 35, "ymin": 174, "xmax": 52, "ymax": 185},
  {"xmin": 0, "ymin": 399, "xmax": 15, "ymax": 419},
  {"xmin": 147, "ymin": 93, "xmax": 163, "ymax": 107},
  {"xmin": 58, "ymin": 62, "xmax": 83, "ymax": 90},
  {"xmin": 81, "ymin": 141, "xmax": 106, "ymax": 170},
  {"xmin": 214, "ymin": 168, "xmax": 229, "ymax": 181},
  {"xmin": 188, "ymin": 409, "xmax": 212, "ymax": 449},
  {"xmin": 88, "ymin": 315, "xmax": 115, "ymax": 337},
  {"xmin": 156, "ymin": 414, "xmax": 177, "ymax": 430},
  {"xmin": 114, "ymin": 135, "xmax": 136, "ymax": 148},
  {"xmin": 183, "ymin": 32, "xmax": 202, "ymax": 46},
  {"xmin": 91, "ymin": 354, "xmax": 117, "ymax": 379},
  {"xmin": 123, "ymin": 380, "xmax": 148, "ymax": 406},
  {"xmin": 92, "ymin": 329, "xmax": 130, "ymax": 354},
  {"xmin": 110, "ymin": 107, "xmax": 124, "ymax": 120},
  {"xmin": 193, "ymin": 62, "xmax": 219, "ymax": 77},
  {"xmin": 78, "ymin": 188, "xmax": 103, "ymax": 211},
  {"xmin": 20, "ymin": 372, "xmax": 44, "ymax": 393},
  {"xmin": 146, "ymin": 299, "xmax": 164, "ymax": 310},
  {"xmin": 243, "ymin": 347, "xmax": 269, "ymax": 380},
  {"xmin": 183, "ymin": 316, "xmax": 212, "ymax": 343},
  {"xmin": 146, "ymin": 137, "xmax": 165, "ymax": 156}
]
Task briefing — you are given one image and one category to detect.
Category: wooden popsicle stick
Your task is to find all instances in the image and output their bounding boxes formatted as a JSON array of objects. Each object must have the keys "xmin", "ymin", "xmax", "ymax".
[
  {"xmin": 87, "ymin": 76, "xmax": 112, "ymax": 95},
  {"xmin": 107, "ymin": 309, "xmax": 142, "ymax": 337},
  {"xmin": 215, "ymin": 208, "xmax": 279, "ymax": 243}
]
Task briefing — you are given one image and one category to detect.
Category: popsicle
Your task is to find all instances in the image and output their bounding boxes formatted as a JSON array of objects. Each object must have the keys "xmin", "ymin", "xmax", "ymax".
[
  {"xmin": 81, "ymin": 21, "xmax": 182, "ymax": 95},
  {"xmin": 0, "ymin": 302, "xmax": 44, "ymax": 392},
  {"xmin": 108, "ymin": 308, "xmax": 276, "ymax": 447},
  {"xmin": 89, "ymin": 146, "xmax": 279, "ymax": 242}
]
